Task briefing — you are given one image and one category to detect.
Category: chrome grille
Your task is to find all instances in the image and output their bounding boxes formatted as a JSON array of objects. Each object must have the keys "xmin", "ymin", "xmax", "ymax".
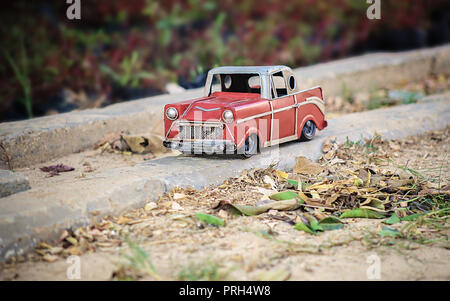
[{"xmin": 178, "ymin": 123, "xmax": 223, "ymax": 140}]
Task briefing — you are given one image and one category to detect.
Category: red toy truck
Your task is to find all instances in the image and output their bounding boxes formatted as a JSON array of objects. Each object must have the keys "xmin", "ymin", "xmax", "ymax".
[{"xmin": 163, "ymin": 65, "xmax": 327, "ymax": 158}]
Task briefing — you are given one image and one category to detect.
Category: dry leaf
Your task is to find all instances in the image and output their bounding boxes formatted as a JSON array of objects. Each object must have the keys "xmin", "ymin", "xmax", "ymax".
[
  {"xmin": 117, "ymin": 216, "xmax": 131, "ymax": 225},
  {"xmin": 322, "ymin": 136, "xmax": 337, "ymax": 153},
  {"xmin": 67, "ymin": 246, "xmax": 83, "ymax": 256},
  {"xmin": 263, "ymin": 175, "xmax": 276, "ymax": 189},
  {"xmin": 313, "ymin": 209, "xmax": 328, "ymax": 220},
  {"xmin": 65, "ymin": 237, "xmax": 78, "ymax": 246},
  {"xmin": 42, "ymin": 254, "xmax": 58, "ymax": 262},
  {"xmin": 323, "ymin": 149, "xmax": 336, "ymax": 161},
  {"xmin": 171, "ymin": 201, "xmax": 184, "ymax": 211},
  {"xmin": 276, "ymin": 170, "xmax": 289, "ymax": 180},
  {"xmin": 293, "ymin": 156, "xmax": 323, "ymax": 175},
  {"xmin": 144, "ymin": 202, "xmax": 158, "ymax": 211},
  {"xmin": 173, "ymin": 193, "xmax": 186, "ymax": 200},
  {"xmin": 122, "ymin": 135, "xmax": 151, "ymax": 154}
]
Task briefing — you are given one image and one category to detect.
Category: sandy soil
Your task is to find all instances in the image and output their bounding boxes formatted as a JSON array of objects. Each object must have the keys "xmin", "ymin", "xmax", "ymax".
[
  {"xmin": 1, "ymin": 218, "xmax": 449, "ymax": 281},
  {"xmin": 0, "ymin": 128, "xmax": 448, "ymax": 281}
]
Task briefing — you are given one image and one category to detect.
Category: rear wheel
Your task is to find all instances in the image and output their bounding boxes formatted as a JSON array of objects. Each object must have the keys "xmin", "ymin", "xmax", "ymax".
[
  {"xmin": 300, "ymin": 120, "xmax": 316, "ymax": 141},
  {"xmin": 240, "ymin": 134, "xmax": 258, "ymax": 158}
]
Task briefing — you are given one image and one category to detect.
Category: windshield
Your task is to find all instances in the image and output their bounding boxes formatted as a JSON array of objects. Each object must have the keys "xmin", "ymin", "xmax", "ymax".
[{"xmin": 209, "ymin": 73, "xmax": 261, "ymax": 95}]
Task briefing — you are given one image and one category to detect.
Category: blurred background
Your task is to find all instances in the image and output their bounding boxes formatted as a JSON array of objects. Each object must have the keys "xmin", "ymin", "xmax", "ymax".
[{"xmin": 1, "ymin": 0, "xmax": 449, "ymax": 122}]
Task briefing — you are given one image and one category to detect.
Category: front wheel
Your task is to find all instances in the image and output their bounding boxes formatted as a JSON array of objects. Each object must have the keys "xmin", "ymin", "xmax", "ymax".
[
  {"xmin": 300, "ymin": 120, "xmax": 316, "ymax": 141},
  {"xmin": 239, "ymin": 134, "xmax": 258, "ymax": 158}
]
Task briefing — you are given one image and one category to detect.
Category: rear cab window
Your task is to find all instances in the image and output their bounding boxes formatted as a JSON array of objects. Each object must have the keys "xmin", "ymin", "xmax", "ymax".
[{"xmin": 210, "ymin": 73, "xmax": 261, "ymax": 95}]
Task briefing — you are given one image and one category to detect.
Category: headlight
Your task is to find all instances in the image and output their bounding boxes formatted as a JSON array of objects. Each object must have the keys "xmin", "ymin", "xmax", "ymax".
[
  {"xmin": 222, "ymin": 110, "xmax": 234, "ymax": 123},
  {"xmin": 166, "ymin": 107, "xmax": 178, "ymax": 120}
]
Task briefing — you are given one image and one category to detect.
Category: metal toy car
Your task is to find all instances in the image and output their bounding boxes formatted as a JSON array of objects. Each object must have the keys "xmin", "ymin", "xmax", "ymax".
[{"xmin": 163, "ymin": 65, "xmax": 327, "ymax": 158}]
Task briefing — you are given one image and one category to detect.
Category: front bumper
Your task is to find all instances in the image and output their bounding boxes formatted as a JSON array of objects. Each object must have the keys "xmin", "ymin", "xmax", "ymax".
[{"xmin": 163, "ymin": 140, "xmax": 237, "ymax": 154}]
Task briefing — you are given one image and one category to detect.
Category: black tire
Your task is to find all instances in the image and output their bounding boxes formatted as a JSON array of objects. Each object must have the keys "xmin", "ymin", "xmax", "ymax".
[
  {"xmin": 239, "ymin": 134, "xmax": 258, "ymax": 158},
  {"xmin": 300, "ymin": 120, "xmax": 316, "ymax": 141}
]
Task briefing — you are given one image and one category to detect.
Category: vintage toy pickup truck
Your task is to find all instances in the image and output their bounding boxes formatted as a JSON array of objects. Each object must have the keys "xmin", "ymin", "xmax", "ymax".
[{"xmin": 163, "ymin": 65, "xmax": 327, "ymax": 158}]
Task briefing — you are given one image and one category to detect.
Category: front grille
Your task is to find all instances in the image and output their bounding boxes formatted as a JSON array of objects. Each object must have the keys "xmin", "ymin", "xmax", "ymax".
[{"xmin": 178, "ymin": 123, "xmax": 223, "ymax": 140}]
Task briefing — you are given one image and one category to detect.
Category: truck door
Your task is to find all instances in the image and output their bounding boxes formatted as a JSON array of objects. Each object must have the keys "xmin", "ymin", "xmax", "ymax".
[{"xmin": 270, "ymin": 71, "xmax": 296, "ymax": 142}]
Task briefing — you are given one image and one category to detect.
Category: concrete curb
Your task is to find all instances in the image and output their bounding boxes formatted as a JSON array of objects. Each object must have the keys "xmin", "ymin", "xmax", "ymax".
[
  {"xmin": 0, "ymin": 170, "xmax": 30, "ymax": 198},
  {"xmin": 1, "ymin": 45, "xmax": 449, "ymax": 169},
  {"xmin": 0, "ymin": 96, "xmax": 449, "ymax": 261}
]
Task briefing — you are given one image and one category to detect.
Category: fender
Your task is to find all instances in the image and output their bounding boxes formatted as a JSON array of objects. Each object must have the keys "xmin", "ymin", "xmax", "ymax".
[
  {"xmin": 298, "ymin": 114, "xmax": 322, "ymax": 138},
  {"xmin": 236, "ymin": 126, "xmax": 263, "ymax": 150}
]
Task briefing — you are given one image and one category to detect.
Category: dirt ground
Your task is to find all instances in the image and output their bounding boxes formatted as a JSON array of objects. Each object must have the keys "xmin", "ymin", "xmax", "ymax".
[{"xmin": 0, "ymin": 126, "xmax": 448, "ymax": 281}]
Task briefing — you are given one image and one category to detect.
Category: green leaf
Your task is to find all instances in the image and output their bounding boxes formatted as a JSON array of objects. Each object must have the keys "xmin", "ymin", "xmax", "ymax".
[
  {"xmin": 320, "ymin": 223, "xmax": 344, "ymax": 231},
  {"xmin": 401, "ymin": 212, "xmax": 426, "ymax": 221},
  {"xmin": 339, "ymin": 208, "xmax": 385, "ymax": 219},
  {"xmin": 378, "ymin": 226, "xmax": 400, "ymax": 237},
  {"xmin": 230, "ymin": 204, "xmax": 262, "ymax": 216},
  {"xmin": 307, "ymin": 215, "xmax": 323, "ymax": 232},
  {"xmin": 195, "ymin": 213, "xmax": 224, "ymax": 227},
  {"xmin": 361, "ymin": 199, "xmax": 385, "ymax": 211},
  {"xmin": 286, "ymin": 179, "xmax": 307, "ymax": 190},
  {"xmin": 294, "ymin": 222, "xmax": 316, "ymax": 235},
  {"xmin": 221, "ymin": 199, "xmax": 301, "ymax": 216},
  {"xmin": 286, "ymin": 179, "xmax": 298, "ymax": 188},
  {"xmin": 383, "ymin": 213, "xmax": 401, "ymax": 225},
  {"xmin": 319, "ymin": 216, "xmax": 343, "ymax": 224},
  {"xmin": 354, "ymin": 178, "xmax": 364, "ymax": 186},
  {"xmin": 269, "ymin": 191, "xmax": 298, "ymax": 201},
  {"xmin": 319, "ymin": 216, "xmax": 344, "ymax": 231}
]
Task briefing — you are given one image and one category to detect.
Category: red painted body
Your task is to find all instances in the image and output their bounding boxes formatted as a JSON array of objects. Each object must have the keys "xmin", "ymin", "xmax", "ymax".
[{"xmin": 164, "ymin": 87, "xmax": 327, "ymax": 152}]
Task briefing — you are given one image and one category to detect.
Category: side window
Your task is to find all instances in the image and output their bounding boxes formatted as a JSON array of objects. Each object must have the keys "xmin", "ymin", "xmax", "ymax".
[
  {"xmin": 220, "ymin": 73, "xmax": 260, "ymax": 94},
  {"xmin": 288, "ymin": 75, "xmax": 296, "ymax": 91},
  {"xmin": 210, "ymin": 74, "xmax": 221, "ymax": 94},
  {"xmin": 272, "ymin": 71, "xmax": 288, "ymax": 97},
  {"xmin": 283, "ymin": 70, "xmax": 297, "ymax": 94}
]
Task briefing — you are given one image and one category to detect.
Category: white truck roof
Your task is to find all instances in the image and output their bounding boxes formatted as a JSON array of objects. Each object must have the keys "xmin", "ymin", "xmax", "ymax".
[{"xmin": 208, "ymin": 65, "xmax": 291, "ymax": 75}]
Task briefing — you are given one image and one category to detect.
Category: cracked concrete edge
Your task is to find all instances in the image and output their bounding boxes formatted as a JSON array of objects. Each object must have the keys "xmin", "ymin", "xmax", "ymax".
[
  {"xmin": 0, "ymin": 175, "xmax": 168, "ymax": 261},
  {"xmin": 0, "ymin": 96, "xmax": 448, "ymax": 261},
  {"xmin": 0, "ymin": 44, "xmax": 449, "ymax": 169}
]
